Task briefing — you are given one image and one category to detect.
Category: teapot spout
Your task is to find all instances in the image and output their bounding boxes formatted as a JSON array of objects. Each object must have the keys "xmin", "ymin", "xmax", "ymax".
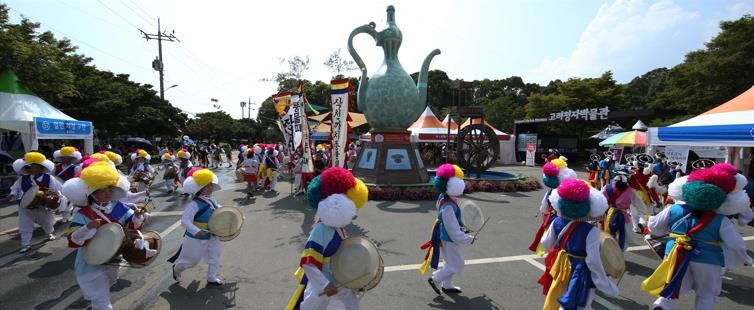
[{"xmin": 417, "ymin": 49, "xmax": 441, "ymax": 107}]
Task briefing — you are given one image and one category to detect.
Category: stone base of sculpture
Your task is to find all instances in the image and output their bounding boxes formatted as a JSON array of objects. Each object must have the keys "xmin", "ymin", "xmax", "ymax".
[{"xmin": 351, "ymin": 131, "xmax": 429, "ymax": 185}]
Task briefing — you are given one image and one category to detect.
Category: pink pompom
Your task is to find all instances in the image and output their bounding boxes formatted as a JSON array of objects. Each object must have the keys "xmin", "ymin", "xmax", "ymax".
[
  {"xmin": 542, "ymin": 162, "xmax": 560, "ymax": 177},
  {"xmin": 186, "ymin": 167, "xmax": 203, "ymax": 177},
  {"xmin": 688, "ymin": 168, "xmax": 735, "ymax": 193},
  {"xmin": 81, "ymin": 158, "xmax": 102, "ymax": 169},
  {"xmin": 711, "ymin": 163, "xmax": 737, "ymax": 176},
  {"xmin": 436, "ymin": 163, "xmax": 456, "ymax": 179},
  {"xmin": 319, "ymin": 167, "xmax": 356, "ymax": 198},
  {"xmin": 557, "ymin": 179, "xmax": 590, "ymax": 202}
]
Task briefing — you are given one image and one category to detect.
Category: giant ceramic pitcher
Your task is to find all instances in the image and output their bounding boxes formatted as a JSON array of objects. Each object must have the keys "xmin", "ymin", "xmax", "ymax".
[{"xmin": 348, "ymin": 5, "xmax": 441, "ymax": 131}]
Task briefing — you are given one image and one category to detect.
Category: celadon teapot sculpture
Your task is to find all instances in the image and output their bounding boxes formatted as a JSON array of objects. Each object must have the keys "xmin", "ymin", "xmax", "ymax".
[{"xmin": 348, "ymin": 5, "xmax": 440, "ymax": 131}]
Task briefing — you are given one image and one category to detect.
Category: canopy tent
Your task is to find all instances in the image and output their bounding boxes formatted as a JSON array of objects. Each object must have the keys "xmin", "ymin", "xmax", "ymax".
[
  {"xmin": 408, "ymin": 106, "xmax": 457, "ymax": 142},
  {"xmin": 441, "ymin": 114, "xmax": 459, "ymax": 130},
  {"xmin": 647, "ymin": 85, "xmax": 754, "ymax": 147},
  {"xmin": 0, "ymin": 70, "xmax": 93, "ymax": 154},
  {"xmin": 589, "ymin": 124, "xmax": 625, "ymax": 139}
]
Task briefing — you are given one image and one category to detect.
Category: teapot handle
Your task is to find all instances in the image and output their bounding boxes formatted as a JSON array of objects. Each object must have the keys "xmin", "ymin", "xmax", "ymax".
[{"xmin": 347, "ymin": 22, "xmax": 378, "ymax": 109}]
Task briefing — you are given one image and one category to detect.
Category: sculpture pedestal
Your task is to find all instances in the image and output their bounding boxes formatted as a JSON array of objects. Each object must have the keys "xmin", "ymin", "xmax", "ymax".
[{"xmin": 352, "ymin": 131, "xmax": 429, "ymax": 185}]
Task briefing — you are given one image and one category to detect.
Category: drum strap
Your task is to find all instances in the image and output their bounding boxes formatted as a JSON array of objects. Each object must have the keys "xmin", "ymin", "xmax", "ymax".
[{"xmin": 80, "ymin": 206, "xmax": 118, "ymax": 224}]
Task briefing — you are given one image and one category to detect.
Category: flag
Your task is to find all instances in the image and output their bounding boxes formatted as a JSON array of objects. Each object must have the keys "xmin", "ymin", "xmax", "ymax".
[
  {"xmin": 330, "ymin": 79, "xmax": 350, "ymax": 168},
  {"xmin": 210, "ymin": 98, "xmax": 219, "ymax": 102},
  {"xmin": 296, "ymin": 80, "xmax": 320, "ymax": 115},
  {"xmin": 273, "ymin": 92, "xmax": 295, "ymax": 151}
]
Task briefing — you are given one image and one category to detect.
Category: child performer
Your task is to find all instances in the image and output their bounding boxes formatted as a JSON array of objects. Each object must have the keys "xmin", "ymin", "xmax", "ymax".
[
  {"xmin": 286, "ymin": 167, "xmax": 369, "ymax": 310},
  {"xmin": 530, "ymin": 158, "xmax": 577, "ymax": 254},
  {"xmin": 420, "ymin": 164, "xmax": 474, "ymax": 295},
  {"xmin": 240, "ymin": 148, "xmax": 259, "ymax": 199},
  {"xmin": 63, "ymin": 162, "xmax": 149, "ymax": 310},
  {"xmin": 158, "ymin": 152, "xmax": 179, "ymax": 194},
  {"xmin": 538, "ymin": 179, "xmax": 619, "ymax": 309},
  {"xmin": 168, "ymin": 168, "xmax": 225, "ymax": 286}
]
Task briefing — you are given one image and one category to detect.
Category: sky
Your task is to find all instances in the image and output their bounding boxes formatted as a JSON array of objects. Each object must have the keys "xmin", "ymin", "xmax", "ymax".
[{"xmin": 3, "ymin": 0, "xmax": 752, "ymax": 120}]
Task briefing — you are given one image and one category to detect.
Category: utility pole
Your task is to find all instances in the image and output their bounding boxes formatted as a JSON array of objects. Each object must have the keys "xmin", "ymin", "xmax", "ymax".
[
  {"xmin": 248, "ymin": 97, "xmax": 252, "ymax": 119},
  {"xmin": 140, "ymin": 18, "xmax": 179, "ymax": 101}
]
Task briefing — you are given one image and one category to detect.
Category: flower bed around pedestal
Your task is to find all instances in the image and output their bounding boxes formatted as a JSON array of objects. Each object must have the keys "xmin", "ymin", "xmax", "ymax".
[{"xmin": 366, "ymin": 176, "xmax": 542, "ymax": 201}]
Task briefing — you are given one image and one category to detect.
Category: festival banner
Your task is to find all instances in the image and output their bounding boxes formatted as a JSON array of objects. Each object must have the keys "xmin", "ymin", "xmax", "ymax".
[
  {"xmin": 294, "ymin": 94, "xmax": 315, "ymax": 173},
  {"xmin": 330, "ymin": 79, "xmax": 350, "ymax": 168},
  {"xmin": 273, "ymin": 92, "xmax": 296, "ymax": 152}
]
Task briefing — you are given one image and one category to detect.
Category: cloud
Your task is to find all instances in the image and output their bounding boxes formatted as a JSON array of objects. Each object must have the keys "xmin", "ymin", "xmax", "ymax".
[{"xmin": 526, "ymin": 0, "xmax": 699, "ymax": 84}]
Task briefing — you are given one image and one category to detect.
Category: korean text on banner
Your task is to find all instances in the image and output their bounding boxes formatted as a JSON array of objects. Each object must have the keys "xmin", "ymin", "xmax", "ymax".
[
  {"xmin": 330, "ymin": 79, "xmax": 350, "ymax": 168},
  {"xmin": 664, "ymin": 145, "xmax": 690, "ymax": 171},
  {"xmin": 34, "ymin": 117, "xmax": 93, "ymax": 139},
  {"xmin": 273, "ymin": 92, "xmax": 296, "ymax": 152},
  {"xmin": 295, "ymin": 95, "xmax": 315, "ymax": 173}
]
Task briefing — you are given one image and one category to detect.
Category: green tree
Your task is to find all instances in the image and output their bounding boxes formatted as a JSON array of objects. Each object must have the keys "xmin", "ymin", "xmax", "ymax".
[{"xmin": 652, "ymin": 15, "xmax": 754, "ymax": 125}]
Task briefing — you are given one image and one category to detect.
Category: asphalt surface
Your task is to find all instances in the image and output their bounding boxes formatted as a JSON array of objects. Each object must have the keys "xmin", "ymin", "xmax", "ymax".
[{"xmin": 0, "ymin": 157, "xmax": 752, "ymax": 310}]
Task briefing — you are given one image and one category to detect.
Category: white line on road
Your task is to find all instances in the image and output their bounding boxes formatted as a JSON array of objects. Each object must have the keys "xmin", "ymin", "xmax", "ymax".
[{"xmin": 149, "ymin": 211, "xmax": 184, "ymax": 217}]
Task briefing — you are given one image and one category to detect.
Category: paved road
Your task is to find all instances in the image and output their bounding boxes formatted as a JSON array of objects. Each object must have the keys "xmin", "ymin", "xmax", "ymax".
[{"xmin": 0, "ymin": 162, "xmax": 752, "ymax": 309}]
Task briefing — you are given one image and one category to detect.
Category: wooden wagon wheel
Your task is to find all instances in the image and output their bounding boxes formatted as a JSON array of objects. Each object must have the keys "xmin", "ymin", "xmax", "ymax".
[{"xmin": 455, "ymin": 124, "xmax": 499, "ymax": 172}]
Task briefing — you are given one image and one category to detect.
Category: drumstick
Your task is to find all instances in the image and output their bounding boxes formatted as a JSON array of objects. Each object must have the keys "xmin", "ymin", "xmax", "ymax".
[{"xmin": 471, "ymin": 217, "xmax": 491, "ymax": 244}]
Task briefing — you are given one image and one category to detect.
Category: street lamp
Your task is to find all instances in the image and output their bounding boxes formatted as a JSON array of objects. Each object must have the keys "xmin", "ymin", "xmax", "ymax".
[
  {"xmin": 166, "ymin": 84, "xmax": 178, "ymax": 91},
  {"xmin": 240, "ymin": 101, "xmax": 247, "ymax": 119}
]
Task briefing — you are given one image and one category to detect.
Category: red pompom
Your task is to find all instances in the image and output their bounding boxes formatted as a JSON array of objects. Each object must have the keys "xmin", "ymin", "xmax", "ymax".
[
  {"xmin": 542, "ymin": 162, "xmax": 559, "ymax": 177},
  {"xmin": 186, "ymin": 167, "xmax": 203, "ymax": 177},
  {"xmin": 436, "ymin": 163, "xmax": 456, "ymax": 179},
  {"xmin": 557, "ymin": 179, "xmax": 590, "ymax": 202},
  {"xmin": 711, "ymin": 163, "xmax": 737, "ymax": 176},
  {"xmin": 319, "ymin": 167, "xmax": 356, "ymax": 198},
  {"xmin": 688, "ymin": 168, "xmax": 735, "ymax": 193}
]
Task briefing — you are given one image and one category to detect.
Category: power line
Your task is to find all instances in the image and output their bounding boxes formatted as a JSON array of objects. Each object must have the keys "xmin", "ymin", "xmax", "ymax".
[
  {"xmin": 58, "ymin": 0, "xmax": 134, "ymax": 34},
  {"xmin": 6, "ymin": 6, "xmax": 152, "ymax": 72},
  {"xmin": 127, "ymin": 0, "xmax": 158, "ymax": 25},
  {"xmin": 118, "ymin": 0, "xmax": 156, "ymax": 29},
  {"xmin": 95, "ymin": 0, "xmax": 143, "ymax": 30}
]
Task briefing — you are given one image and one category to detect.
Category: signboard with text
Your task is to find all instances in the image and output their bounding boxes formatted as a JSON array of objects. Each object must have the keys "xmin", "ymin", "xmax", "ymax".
[{"xmin": 34, "ymin": 117, "xmax": 93, "ymax": 139}]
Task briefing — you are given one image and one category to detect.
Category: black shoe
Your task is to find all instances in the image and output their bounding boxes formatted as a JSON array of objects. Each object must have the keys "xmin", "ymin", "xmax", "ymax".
[
  {"xmin": 441, "ymin": 287, "xmax": 462, "ymax": 294},
  {"xmin": 207, "ymin": 280, "xmax": 224, "ymax": 286},
  {"xmin": 172, "ymin": 265, "xmax": 180, "ymax": 282},
  {"xmin": 427, "ymin": 278, "xmax": 441, "ymax": 295}
]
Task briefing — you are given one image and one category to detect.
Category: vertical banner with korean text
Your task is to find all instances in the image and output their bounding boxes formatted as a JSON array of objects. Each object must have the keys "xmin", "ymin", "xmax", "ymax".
[
  {"xmin": 294, "ymin": 94, "xmax": 314, "ymax": 173},
  {"xmin": 272, "ymin": 92, "xmax": 295, "ymax": 152},
  {"xmin": 330, "ymin": 79, "xmax": 350, "ymax": 168}
]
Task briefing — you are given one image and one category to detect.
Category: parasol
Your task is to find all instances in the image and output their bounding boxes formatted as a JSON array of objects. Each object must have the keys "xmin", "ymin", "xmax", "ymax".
[
  {"xmin": 124, "ymin": 137, "xmax": 154, "ymax": 150},
  {"xmin": 598, "ymin": 130, "xmax": 646, "ymax": 147}
]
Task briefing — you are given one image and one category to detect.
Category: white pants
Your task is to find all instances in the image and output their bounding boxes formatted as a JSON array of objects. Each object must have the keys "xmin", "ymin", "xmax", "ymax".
[
  {"xmin": 77, "ymin": 266, "xmax": 118, "ymax": 310},
  {"xmin": 163, "ymin": 178, "xmax": 176, "ymax": 192},
  {"xmin": 57, "ymin": 195, "xmax": 72, "ymax": 221},
  {"xmin": 300, "ymin": 283, "xmax": 359, "ymax": 310},
  {"xmin": 652, "ymin": 262, "xmax": 723, "ymax": 310},
  {"xmin": 269, "ymin": 170, "xmax": 279, "ymax": 191},
  {"xmin": 432, "ymin": 241, "xmax": 465, "ymax": 289},
  {"xmin": 294, "ymin": 173, "xmax": 302, "ymax": 193},
  {"xmin": 173, "ymin": 236, "xmax": 222, "ymax": 281},
  {"xmin": 18, "ymin": 207, "xmax": 55, "ymax": 247}
]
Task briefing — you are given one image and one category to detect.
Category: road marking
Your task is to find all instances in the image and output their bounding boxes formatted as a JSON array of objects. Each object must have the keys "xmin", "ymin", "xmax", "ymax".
[
  {"xmin": 385, "ymin": 235, "xmax": 754, "ymax": 273},
  {"xmin": 524, "ymin": 257, "xmax": 546, "ymax": 271},
  {"xmin": 149, "ymin": 211, "xmax": 183, "ymax": 217}
]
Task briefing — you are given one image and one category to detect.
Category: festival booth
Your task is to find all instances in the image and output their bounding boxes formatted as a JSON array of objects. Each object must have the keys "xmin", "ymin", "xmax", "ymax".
[
  {"xmin": 0, "ymin": 70, "xmax": 94, "ymax": 155},
  {"xmin": 647, "ymin": 85, "xmax": 754, "ymax": 171}
]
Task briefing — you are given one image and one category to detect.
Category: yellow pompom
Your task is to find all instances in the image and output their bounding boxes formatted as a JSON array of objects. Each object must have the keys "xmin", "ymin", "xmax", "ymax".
[
  {"xmin": 192, "ymin": 169, "xmax": 214, "ymax": 187},
  {"xmin": 551, "ymin": 158, "xmax": 567, "ymax": 169},
  {"xmin": 24, "ymin": 152, "xmax": 46, "ymax": 164},
  {"xmin": 452, "ymin": 164, "xmax": 464, "ymax": 180},
  {"xmin": 346, "ymin": 178, "xmax": 369, "ymax": 210},
  {"xmin": 177, "ymin": 150, "xmax": 186, "ymax": 158},
  {"xmin": 91, "ymin": 153, "xmax": 112, "ymax": 163},
  {"xmin": 80, "ymin": 163, "xmax": 120, "ymax": 190},
  {"xmin": 60, "ymin": 146, "xmax": 76, "ymax": 156},
  {"xmin": 104, "ymin": 151, "xmax": 121, "ymax": 164},
  {"xmin": 162, "ymin": 153, "xmax": 172, "ymax": 160},
  {"xmin": 138, "ymin": 149, "xmax": 148, "ymax": 158}
]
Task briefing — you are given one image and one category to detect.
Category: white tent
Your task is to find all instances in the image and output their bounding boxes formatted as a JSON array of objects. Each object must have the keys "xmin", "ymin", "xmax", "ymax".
[
  {"xmin": 459, "ymin": 118, "xmax": 517, "ymax": 165},
  {"xmin": 0, "ymin": 70, "xmax": 93, "ymax": 154},
  {"xmin": 408, "ymin": 106, "xmax": 457, "ymax": 142}
]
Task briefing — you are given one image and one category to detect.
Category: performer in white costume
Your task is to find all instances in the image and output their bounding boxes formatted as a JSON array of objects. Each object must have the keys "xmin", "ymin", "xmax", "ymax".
[
  {"xmin": 7, "ymin": 152, "xmax": 61, "ymax": 253},
  {"xmin": 52, "ymin": 146, "xmax": 81, "ymax": 223},
  {"xmin": 168, "ymin": 168, "xmax": 225, "ymax": 286}
]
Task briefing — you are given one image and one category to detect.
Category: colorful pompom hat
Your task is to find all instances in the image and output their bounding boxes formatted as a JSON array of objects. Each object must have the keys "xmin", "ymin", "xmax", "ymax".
[
  {"xmin": 682, "ymin": 165, "xmax": 735, "ymax": 212},
  {"xmin": 130, "ymin": 149, "xmax": 151, "ymax": 161},
  {"xmin": 548, "ymin": 179, "xmax": 608, "ymax": 220},
  {"xmin": 177, "ymin": 149, "xmax": 191, "ymax": 160},
  {"xmin": 306, "ymin": 167, "xmax": 369, "ymax": 228},
  {"xmin": 62, "ymin": 161, "xmax": 130, "ymax": 206},
  {"xmin": 162, "ymin": 152, "xmax": 175, "ymax": 162},
  {"xmin": 53, "ymin": 146, "xmax": 82, "ymax": 161},
  {"xmin": 433, "ymin": 163, "xmax": 465, "ymax": 197},
  {"xmin": 102, "ymin": 151, "xmax": 123, "ymax": 165},
  {"xmin": 542, "ymin": 157, "xmax": 577, "ymax": 189},
  {"xmin": 182, "ymin": 168, "xmax": 221, "ymax": 196},
  {"xmin": 12, "ymin": 151, "xmax": 55, "ymax": 174}
]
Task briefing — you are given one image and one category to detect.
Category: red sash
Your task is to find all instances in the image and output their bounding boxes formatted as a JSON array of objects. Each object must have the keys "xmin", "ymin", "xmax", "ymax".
[{"xmin": 538, "ymin": 221, "xmax": 581, "ymax": 294}]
